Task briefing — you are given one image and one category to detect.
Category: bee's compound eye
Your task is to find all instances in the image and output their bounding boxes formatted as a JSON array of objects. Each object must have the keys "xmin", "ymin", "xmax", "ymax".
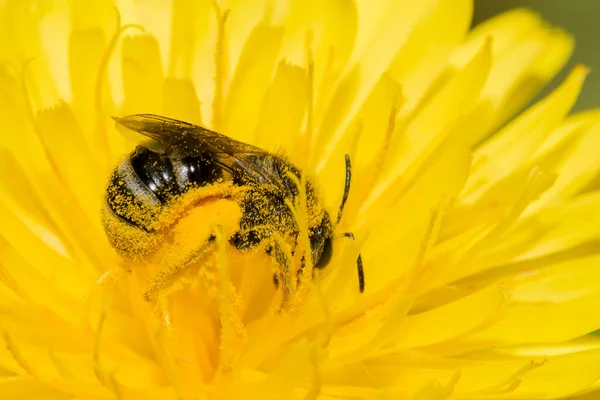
[
  {"xmin": 310, "ymin": 211, "xmax": 333, "ymax": 268},
  {"xmin": 314, "ymin": 236, "xmax": 332, "ymax": 269}
]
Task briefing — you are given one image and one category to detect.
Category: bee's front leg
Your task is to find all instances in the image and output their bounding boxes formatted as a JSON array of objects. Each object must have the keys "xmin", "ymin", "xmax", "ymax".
[{"xmin": 265, "ymin": 234, "xmax": 296, "ymax": 308}]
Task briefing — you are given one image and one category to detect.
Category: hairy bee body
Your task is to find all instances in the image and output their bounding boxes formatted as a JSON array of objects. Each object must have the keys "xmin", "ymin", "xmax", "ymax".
[{"xmin": 103, "ymin": 115, "xmax": 334, "ymax": 289}]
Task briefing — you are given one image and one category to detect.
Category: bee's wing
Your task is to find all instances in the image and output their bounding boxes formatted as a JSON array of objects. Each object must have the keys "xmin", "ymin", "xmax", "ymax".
[
  {"xmin": 112, "ymin": 114, "xmax": 264, "ymax": 153},
  {"xmin": 112, "ymin": 114, "xmax": 279, "ymax": 185}
]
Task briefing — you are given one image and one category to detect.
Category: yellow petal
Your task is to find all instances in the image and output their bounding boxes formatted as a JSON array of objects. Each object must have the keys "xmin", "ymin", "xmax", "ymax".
[
  {"xmin": 464, "ymin": 65, "xmax": 587, "ymax": 201},
  {"xmin": 390, "ymin": 37, "xmax": 491, "ymax": 173},
  {"xmin": 254, "ymin": 61, "xmax": 308, "ymax": 152},
  {"xmin": 316, "ymin": 0, "xmax": 471, "ymax": 170},
  {"xmin": 121, "ymin": 34, "xmax": 164, "ymax": 115},
  {"xmin": 530, "ymin": 115, "xmax": 600, "ymax": 210},
  {"xmin": 388, "ymin": 0, "xmax": 472, "ymax": 113},
  {"xmin": 36, "ymin": 102, "xmax": 104, "ymax": 221},
  {"xmin": 0, "ymin": 376, "xmax": 69, "ymax": 400},
  {"xmin": 0, "ymin": 0, "xmax": 59, "ymax": 108},
  {"xmin": 162, "ymin": 77, "xmax": 202, "ymax": 124},
  {"xmin": 452, "ymin": 255, "xmax": 600, "ymax": 350},
  {"xmin": 222, "ymin": 23, "xmax": 284, "ymax": 141},
  {"xmin": 516, "ymin": 191, "xmax": 600, "ymax": 261},
  {"xmin": 466, "ymin": 9, "xmax": 574, "ymax": 134},
  {"xmin": 168, "ymin": 0, "xmax": 211, "ymax": 80}
]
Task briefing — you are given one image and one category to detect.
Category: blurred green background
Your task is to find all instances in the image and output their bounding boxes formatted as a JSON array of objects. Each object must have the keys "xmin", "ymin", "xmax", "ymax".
[{"xmin": 473, "ymin": 0, "xmax": 600, "ymax": 112}]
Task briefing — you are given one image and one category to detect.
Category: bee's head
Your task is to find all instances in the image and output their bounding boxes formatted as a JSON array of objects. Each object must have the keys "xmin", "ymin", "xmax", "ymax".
[
  {"xmin": 310, "ymin": 154, "xmax": 364, "ymax": 292},
  {"xmin": 309, "ymin": 210, "xmax": 334, "ymax": 269}
]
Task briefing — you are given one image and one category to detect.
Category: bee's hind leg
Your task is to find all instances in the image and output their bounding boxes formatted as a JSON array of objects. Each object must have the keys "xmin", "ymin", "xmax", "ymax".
[{"xmin": 144, "ymin": 234, "xmax": 217, "ymax": 301}]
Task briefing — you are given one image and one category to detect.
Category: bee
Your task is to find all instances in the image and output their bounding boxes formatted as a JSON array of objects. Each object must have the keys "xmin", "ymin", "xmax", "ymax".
[{"xmin": 102, "ymin": 114, "xmax": 364, "ymax": 300}]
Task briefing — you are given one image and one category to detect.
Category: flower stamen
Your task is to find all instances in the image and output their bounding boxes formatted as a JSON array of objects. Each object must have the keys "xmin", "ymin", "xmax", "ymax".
[
  {"xmin": 367, "ymin": 103, "xmax": 400, "ymax": 192},
  {"xmin": 0, "ymin": 260, "xmax": 30, "ymax": 301},
  {"xmin": 347, "ymin": 102, "xmax": 402, "ymax": 224},
  {"xmin": 211, "ymin": 1, "xmax": 229, "ymax": 131},
  {"xmin": 215, "ymin": 226, "xmax": 246, "ymax": 373},
  {"xmin": 306, "ymin": 31, "xmax": 315, "ymax": 153},
  {"xmin": 473, "ymin": 358, "xmax": 548, "ymax": 396},
  {"xmin": 95, "ymin": 7, "xmax": 144, "ymax": 159},
  {"xmin": 92, "ymin": 312, "xmax": 113, "ymax": 390},
  {"xmin": 153, "ymin": 323, "xmax": 187, "ymax": 400},
  {"xmin": 416, "ymin": 371, "xmax": 462, "ymax": 399},
  {"xmin": 310, "ymin": 279, "xmax": 334, "ymax": 348},
  {"xmin": 347, "ymin": 120, "xmax": 364, "ymax": 167},
  {"xmin": 48, "ymin": 350, "xmax": 75, "ymax": 380},
  {"xmin": 1, "ymin": 325, "xmax": 36, "ymax": 377},
  {"xmin": 304, "ymin": 343, "xmax": 323, "ymax": 400},
  {"xmin": 330, "ymin": 200, "xmax": 446, "ymax": 366}
]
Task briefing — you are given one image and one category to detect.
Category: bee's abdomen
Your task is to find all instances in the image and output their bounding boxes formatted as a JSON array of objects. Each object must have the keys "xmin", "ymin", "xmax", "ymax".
[
  {"xmin": 130, "ymin": 146, "xmax": 183, "ymax": 202},
  {"xmin": 173, "ymin": 154, "xmax": 223, "ymax": 188},
  {"xmin": 105, "ymin": 146, "xmax": 225, "ymax": 230}
]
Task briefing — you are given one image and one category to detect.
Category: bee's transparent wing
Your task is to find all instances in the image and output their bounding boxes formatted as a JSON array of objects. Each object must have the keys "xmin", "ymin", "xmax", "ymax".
[
  {"xmin": 112, "ymin": 114, "xmax": 279, "ymax": 185},
  {"xmin": 112, "ymin": 114, "xmax": 264, "ymax": 153}
]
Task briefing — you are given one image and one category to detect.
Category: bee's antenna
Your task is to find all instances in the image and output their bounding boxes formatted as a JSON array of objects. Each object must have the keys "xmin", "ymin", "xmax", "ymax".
[
  {"xmin": 342, "ymin": 232, "xmax": 364, "ymax": 293},
  {"xmin": 337, "ymin": 154, "xmax": 352, "ymax": 224},
  {"xmin": 337, "ymin": 155, "xmax": 364, "ymax": 293}
]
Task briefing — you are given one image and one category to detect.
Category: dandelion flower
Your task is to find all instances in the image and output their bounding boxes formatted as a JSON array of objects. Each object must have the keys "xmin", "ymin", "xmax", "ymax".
[{"xmin": 1, "ymin": 0, "xmax": 600, "ymax": 399}]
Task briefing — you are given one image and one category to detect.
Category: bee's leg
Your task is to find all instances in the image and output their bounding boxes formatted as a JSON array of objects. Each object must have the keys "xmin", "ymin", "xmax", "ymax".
[
  {"xmin": 265, "ymin": 235, "xmax": 295, "ymax": 304},
  {"xmin": 144, "ymin": 234, "xmax": 217, "ymax": 301},
  {"xmin": 230, "ymin": 228, "xmax": 284, "ymax": 287},
  {"xmin": 271, "ymin": 269, "xmax": 302, "ymax": 291},
  {"xmin": 230, "ymin": 229, "xmax": 295, "ymax": 301}
]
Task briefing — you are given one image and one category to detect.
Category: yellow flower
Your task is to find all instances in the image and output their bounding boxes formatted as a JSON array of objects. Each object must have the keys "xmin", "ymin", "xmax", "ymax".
[{"xmin": 1, "ymin": 0, "xmax": 600, "ymax": 398}]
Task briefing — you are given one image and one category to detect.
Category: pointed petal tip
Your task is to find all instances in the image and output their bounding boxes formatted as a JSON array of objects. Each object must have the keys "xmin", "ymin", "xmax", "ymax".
[{"xmin": 573, "ymin": 64, "xmax": 591, "ymax": 77}]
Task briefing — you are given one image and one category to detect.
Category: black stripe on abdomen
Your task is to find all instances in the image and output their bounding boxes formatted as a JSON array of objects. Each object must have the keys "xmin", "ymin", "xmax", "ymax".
[{"xmin": 129, "ymin": 146, "xmax": 183, "ymax": 203}]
